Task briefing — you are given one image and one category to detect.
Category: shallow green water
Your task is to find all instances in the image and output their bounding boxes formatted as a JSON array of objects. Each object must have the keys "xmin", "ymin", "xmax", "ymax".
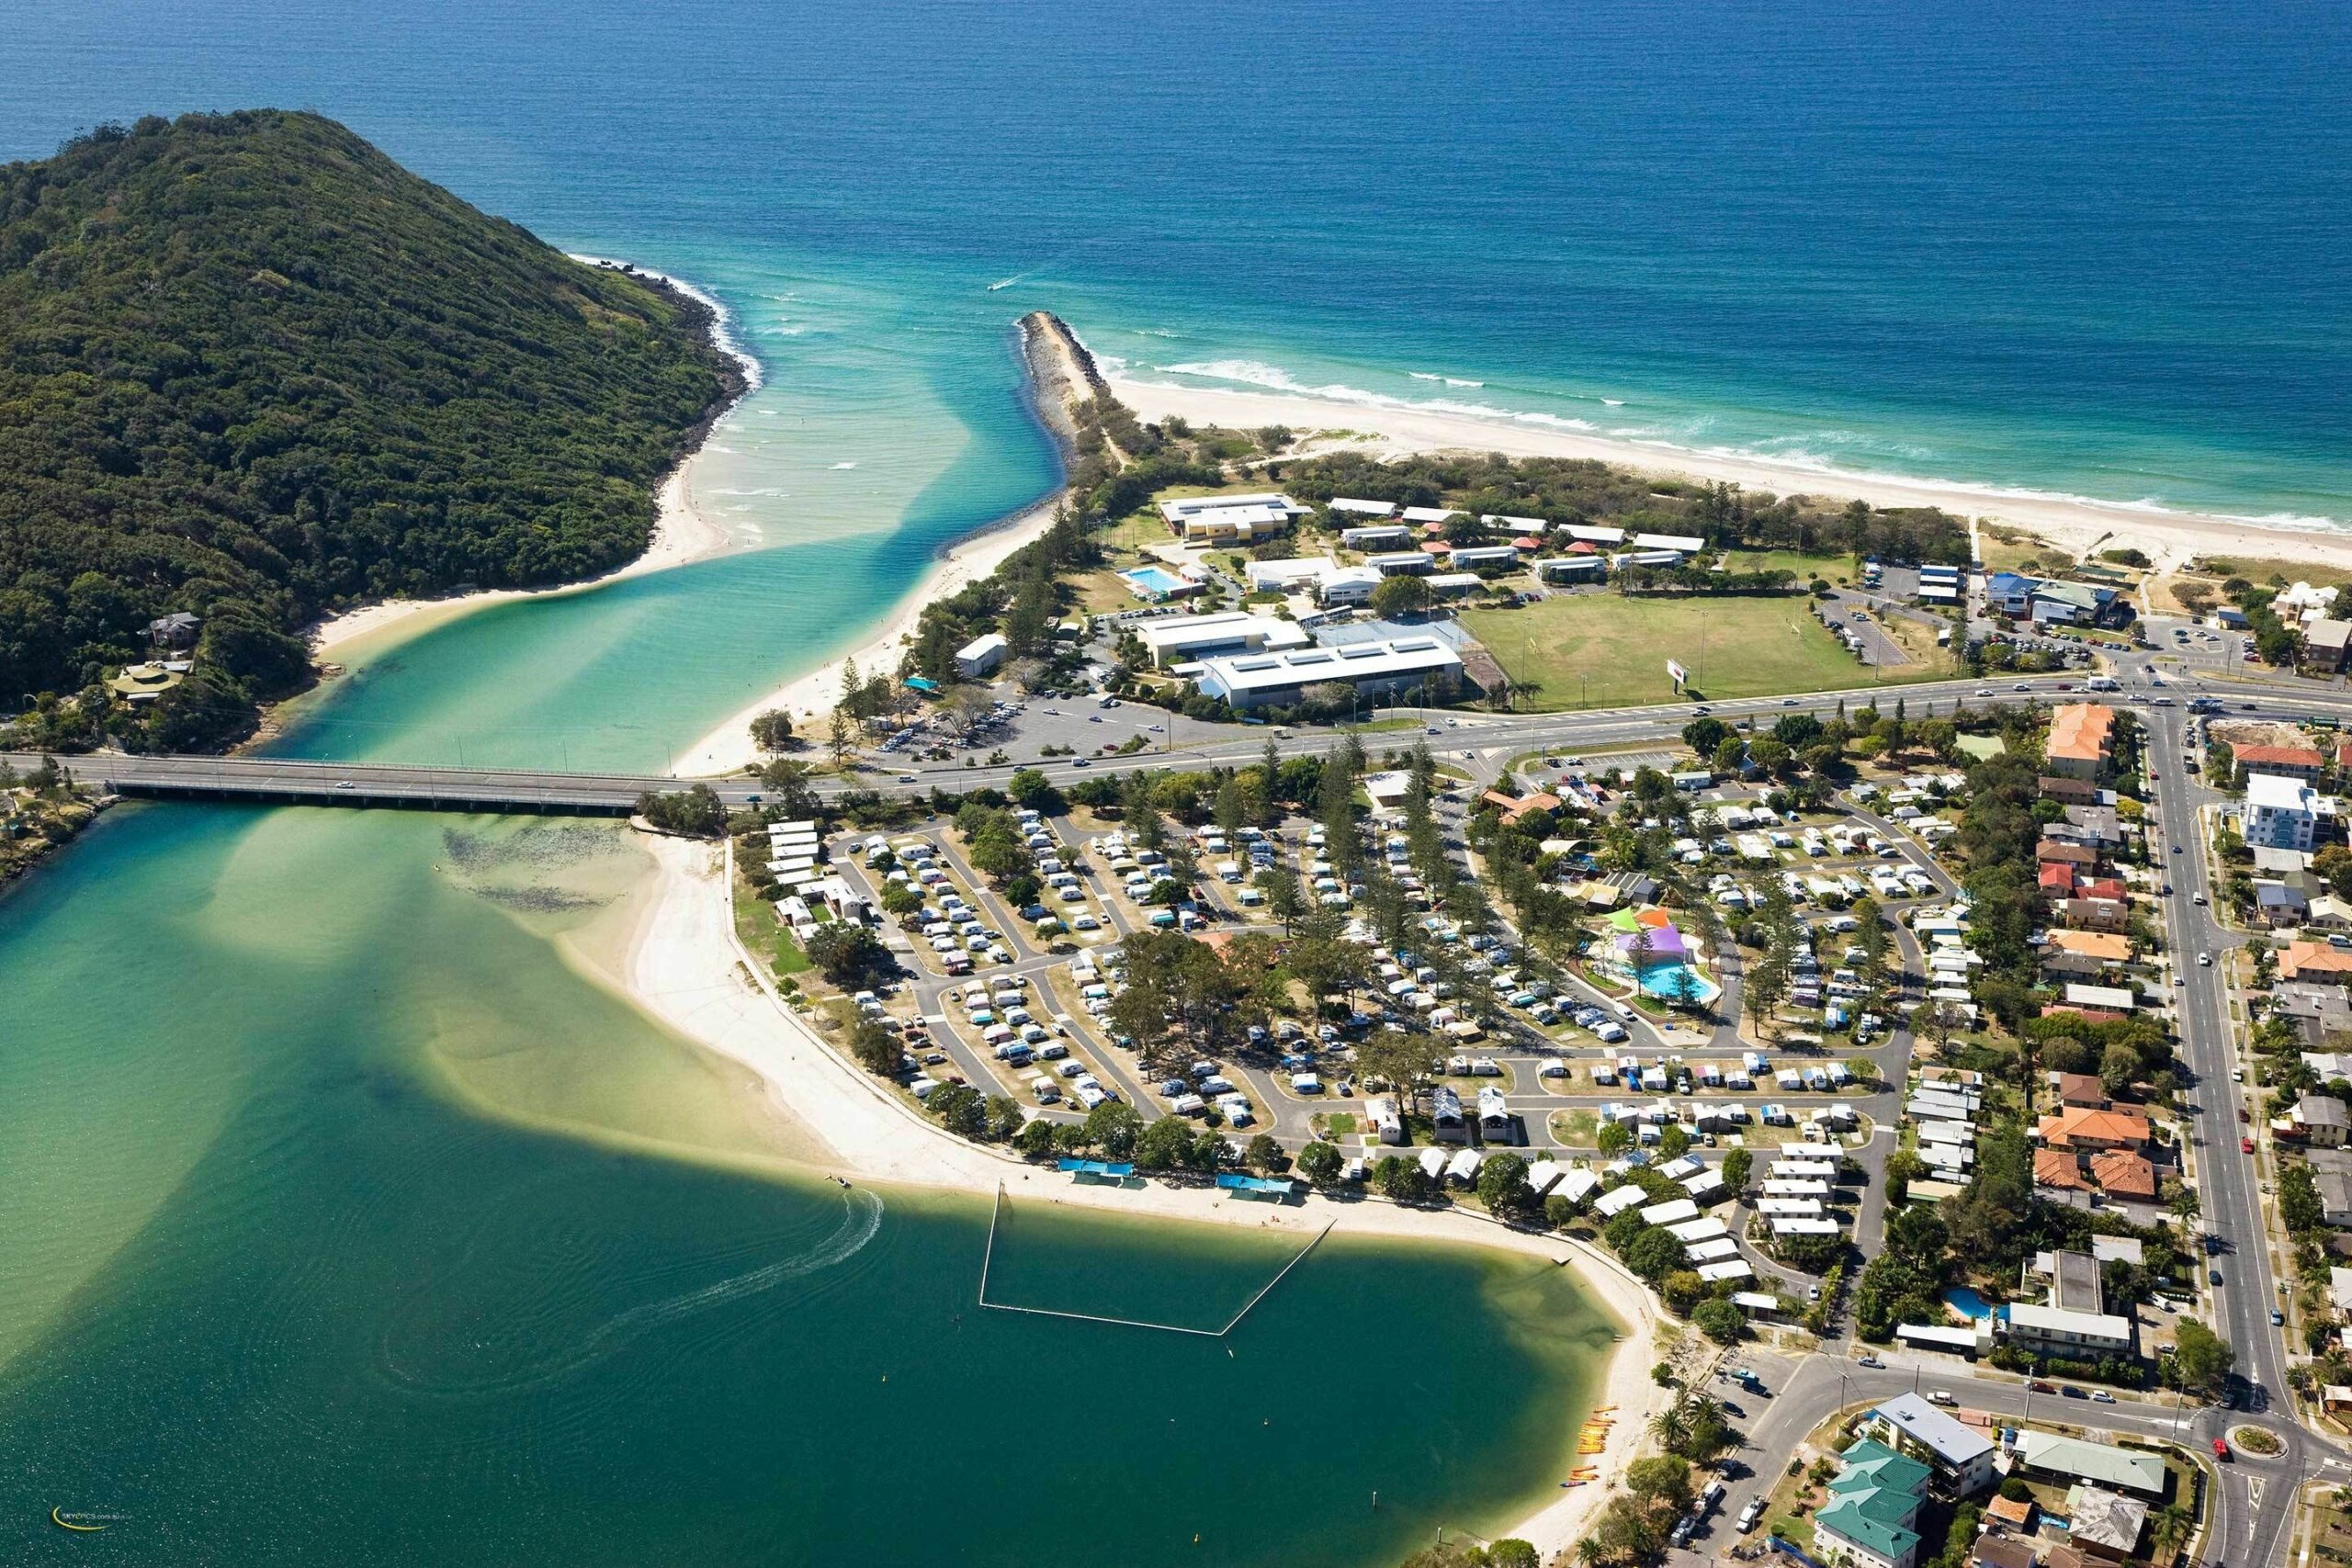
[
  {"xmin": 0, "ymin": 797, "xmax": 1612, "ymax": 1566},
  {"xmin": 0, "ymin": 148, "xmax": 1611, "ymax": 1567}
]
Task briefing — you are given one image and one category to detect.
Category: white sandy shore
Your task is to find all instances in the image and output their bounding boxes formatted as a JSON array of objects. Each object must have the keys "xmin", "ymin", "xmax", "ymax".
[
  {"xmin": 618, "ymin": 831, "xmax": 1661, "ymax": 1557},
  {"xmin": 673, "ymin": 312, "xmax": 1097, "ymax": 778},
  {"xmin": 310, "ymin": 468, "xmax": 733, "ymax": 656},
  {"xmin": 1109, "ymin": 374, "xmax": 2352, "ymax": 580},
  {"xmin": 311, "ymin": 254, "xmax": 759, "ymax": 660},
  {"xmin": 669, "ymin": 490, "xmax": 1065, "ymax": 777}
]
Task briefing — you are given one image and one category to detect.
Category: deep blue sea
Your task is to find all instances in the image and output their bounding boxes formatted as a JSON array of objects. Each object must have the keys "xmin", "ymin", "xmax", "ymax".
[{"xmin": 10, "ymin": 0, "xmax": 2352, "ymax": 536}]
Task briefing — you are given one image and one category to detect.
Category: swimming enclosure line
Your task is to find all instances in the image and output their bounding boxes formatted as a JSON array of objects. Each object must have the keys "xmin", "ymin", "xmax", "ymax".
[{"xmin": 975, "ymin": 1182, "xmax": 1335, "ymax": 1337}]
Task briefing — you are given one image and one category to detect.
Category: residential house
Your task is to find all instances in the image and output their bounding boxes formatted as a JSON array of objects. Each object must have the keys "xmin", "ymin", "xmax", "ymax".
[
  {"xmin": 2087, "ymin": 1149, "xmax": 2156, "ymax": 1200},
  {"xmin": 2052, "ymin": 805, "xmax": 2123, "ymax": 847},
  {"xmin": 2282, "ymin": 987, "xmax": 2352, "ymax": 1050},
  {"xmin": 2063, "ymin": 1485, "xmax": 2149, "ymax": 1561},
  {"xmin": 2298, "ymin": 1094, "xmax": 2352, "ymax": 1148},
  {"xmin": 1975, "ymin": 1529, "xmax": 2035, "ymax": 1567},
  {"xmin": 2034, "ymin": 1149, "xmax": 2087, "ymax": 1193},
  {"xmin": 2040, "ymin": 931, "xmax": 2134, "ymax": 977},
  {"xmin": 2052, "ymin": 1073, "xmax": 2109, "ymax": 1109},
  {"xmin": 2039, "ymin": 773, "xmax": 2100, "ymax": 806},
  {"xmin": 2284, "ymin": 941, "xmax": 2352, "ymax": 986},
  {"xmin": 2035, "ymin": 1107, "xmax": 2151, "ymax": 1152},
  {"xmin": 2255, "ymin": 873, "xmax": 2317, "ymax": 928},
  {"xmin": 2039, "ymin": 840, "xmax": 2100, "ymax": 872},
  {"xmin": 147, "ymin": 611, "xmax": 201, "ymax": 649},
  {"xmin": 2052, "ymin": 896, "xmax": 2131, "ymax": 934},
  {"xmin": 2013, "ymin": 1431, "xmax": 2166, "ymax": 1496},
  {"xmin": 2060, "ymin": 983, "xmax": 2137, "ymax": 1014},
  {"xmin": 2321, "ymin": 1172, "xmax": 2352, "ymax": 1228},
  {"xmin": 2245, "ymin": 772, "xmax": 2320, "ymax": 852}
]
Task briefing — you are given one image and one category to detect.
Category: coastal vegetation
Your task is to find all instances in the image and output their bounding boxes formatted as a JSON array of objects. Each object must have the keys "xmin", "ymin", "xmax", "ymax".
[
  {"xmin": 1275, "ymin": 452, "xmax": 1973, "ymax": 567},
  {"xmin": 0, "ymin": 755, "xmax": 105, "ymax": 888},
  {"xmin": 0, "ymin": 110, "xmax": 739, "ymax": 752}
]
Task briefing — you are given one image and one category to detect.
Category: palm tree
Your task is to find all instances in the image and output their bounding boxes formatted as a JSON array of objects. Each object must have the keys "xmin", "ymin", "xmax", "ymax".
[
  {"xmin": 2151, "ymin": 1501, "xmax": 2193, "ymax": 1558},
  {"xmin": 1648, "ymin": 1396, "xmax": 1691, "ymax": 1454}
]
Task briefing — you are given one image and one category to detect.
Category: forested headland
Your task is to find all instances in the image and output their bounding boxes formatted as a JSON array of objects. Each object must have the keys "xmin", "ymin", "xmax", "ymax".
[{"xmin": 0, "ymin": 109, "xmax": 742, "ymax": 751}]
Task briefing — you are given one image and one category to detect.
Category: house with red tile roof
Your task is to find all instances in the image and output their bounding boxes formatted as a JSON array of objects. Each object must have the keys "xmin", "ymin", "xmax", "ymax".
[
  {"xmin": 2089, "ymin": 1149, "xmax": 2157, "ymax": 1199},
  {"xmin": 2036, "ymin": 1107, "xmax": 2152, "ymax": 1151}
]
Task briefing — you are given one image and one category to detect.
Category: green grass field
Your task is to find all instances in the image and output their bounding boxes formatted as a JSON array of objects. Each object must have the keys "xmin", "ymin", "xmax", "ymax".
[{"xmin": 1462, "ymin": 592, "xmax": 1939, "ymax": 709}]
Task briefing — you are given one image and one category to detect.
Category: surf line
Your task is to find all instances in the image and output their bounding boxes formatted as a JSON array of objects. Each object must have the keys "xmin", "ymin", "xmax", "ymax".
[{"xmin": 975, "ymin": 1182, "xmax": 1332, "ymax": 1337}]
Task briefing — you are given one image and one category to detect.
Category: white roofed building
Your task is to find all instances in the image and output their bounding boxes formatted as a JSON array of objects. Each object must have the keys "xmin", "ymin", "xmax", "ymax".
[
  {"xmin": 1134, "ymin": 612, "xmax": 1313, "ymax": 669},
  {"xmin": 1192, "ymin": 637, "xmax": 1466, "ymax": 712}
]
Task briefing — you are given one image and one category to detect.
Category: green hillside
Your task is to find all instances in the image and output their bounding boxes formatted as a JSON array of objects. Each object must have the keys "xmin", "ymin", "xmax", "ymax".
[{"xmin": 0, "ymin": 109, "xmax": 741, "ymax": 750}]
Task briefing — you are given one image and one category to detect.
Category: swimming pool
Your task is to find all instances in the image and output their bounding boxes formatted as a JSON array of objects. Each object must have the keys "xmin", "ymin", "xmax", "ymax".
[
  {"xmin": 1635, "ymin": 962, "xmax": 1721, "ymax": 1007},
  {"xmin": 1943, "ymin": 1286, "xmax": 1997, "ymax": 1320},
  {"xmin": 1121, "ymin": 566, "xmax": 1190, "ymax": 597}
]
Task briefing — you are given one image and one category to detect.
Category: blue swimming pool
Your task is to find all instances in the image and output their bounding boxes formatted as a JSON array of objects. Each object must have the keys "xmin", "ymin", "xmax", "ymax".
[
  {"xmin": 1122, "ymin": 566, "xmax": 1188, "ymax": 597},
  {"xmin": 1943, "ymin": 1287, "xmax": 1996, "ymax": 1321},
  {"xmin": 1635, "ymin": 963, "xmax": 1721, "ymax": 1007}
]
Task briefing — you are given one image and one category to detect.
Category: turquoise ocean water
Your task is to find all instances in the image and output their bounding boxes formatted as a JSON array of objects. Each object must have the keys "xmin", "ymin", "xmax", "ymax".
[{"xmin": 4, "ymin": 2, "xmax": 2347, "ymax": 1561}]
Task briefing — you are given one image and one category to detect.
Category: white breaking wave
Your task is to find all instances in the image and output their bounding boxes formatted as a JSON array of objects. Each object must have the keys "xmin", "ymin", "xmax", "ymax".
[
  {"xmin": 1601, "ymin": 399, "xmax": 1624, "ymax": 407},
  {"xmin": 1153, "ymin": 358, "xmax": 1597, "ymax": 433},
  {"xmin": 567, "ymin": 254, "xmax": 764, "ymax": 392},
  {"xmin": 831, "ymin": 461, "xmax": 859, "ymax": 470},
  {"xmin": 1135, "ymin": 355, "xmax": 2351, "ymax": 531},
  {"xmin": 1409, "ymin": 371, "xmax": 1485, "ymax": 388}
]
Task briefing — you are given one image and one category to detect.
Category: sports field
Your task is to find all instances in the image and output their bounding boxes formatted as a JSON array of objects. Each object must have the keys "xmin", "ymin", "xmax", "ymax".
[{"xmin": 1460, "ymin": 592, "xmax": 1944, "ymax": 709}]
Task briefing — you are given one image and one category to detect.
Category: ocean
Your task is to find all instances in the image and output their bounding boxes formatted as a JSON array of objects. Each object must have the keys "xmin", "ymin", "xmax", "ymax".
[
  {"xmin": 9, "ymin": 0, "xmax": 2348, "ymax": 527},
  {"xmin": 5, "ymin": 1, "xmax": 2347, "ymax": 1562}
]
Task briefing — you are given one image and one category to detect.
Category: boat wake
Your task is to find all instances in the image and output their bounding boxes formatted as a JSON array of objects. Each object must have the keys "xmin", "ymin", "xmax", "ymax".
[{"xmin": 377, "ymin": 1187, "xmax": 884, "ymax": 1397}]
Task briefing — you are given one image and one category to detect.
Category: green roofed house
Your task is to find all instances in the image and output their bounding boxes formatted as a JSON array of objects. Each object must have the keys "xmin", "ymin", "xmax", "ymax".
[{"xmin": 1816, "ymin": 1438, "xmax": 1931, "ymax": 1568}]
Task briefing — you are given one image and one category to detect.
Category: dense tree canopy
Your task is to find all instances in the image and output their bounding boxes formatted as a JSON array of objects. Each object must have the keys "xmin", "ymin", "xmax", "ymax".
[{"xmin": 0, "ymin": 109, "xmax": 738, "ymax": 746}]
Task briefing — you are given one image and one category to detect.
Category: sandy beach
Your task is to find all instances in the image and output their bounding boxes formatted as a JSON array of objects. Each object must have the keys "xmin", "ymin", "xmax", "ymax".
[
  {"xmin": 1108, "ymin": 373, "xmax": 2352, "ymax": 580},
  {"xmin": 308, "ymin": 257, "xmax": 757, "ymax": 660},
  {"xmin": 668, "ymin": 488, "xmax": 1065, "ymax": 777},
  {"xmin": 672, "ymin": 311, "xmax": 1100, "ymax": 778},
  {"xmin": 616, "ymin": 829, "xmax": 1664, "ymax": 1557},
  {"xmin": 311, "ymin": 467, "xmax": 734, "ymax": 656}
]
